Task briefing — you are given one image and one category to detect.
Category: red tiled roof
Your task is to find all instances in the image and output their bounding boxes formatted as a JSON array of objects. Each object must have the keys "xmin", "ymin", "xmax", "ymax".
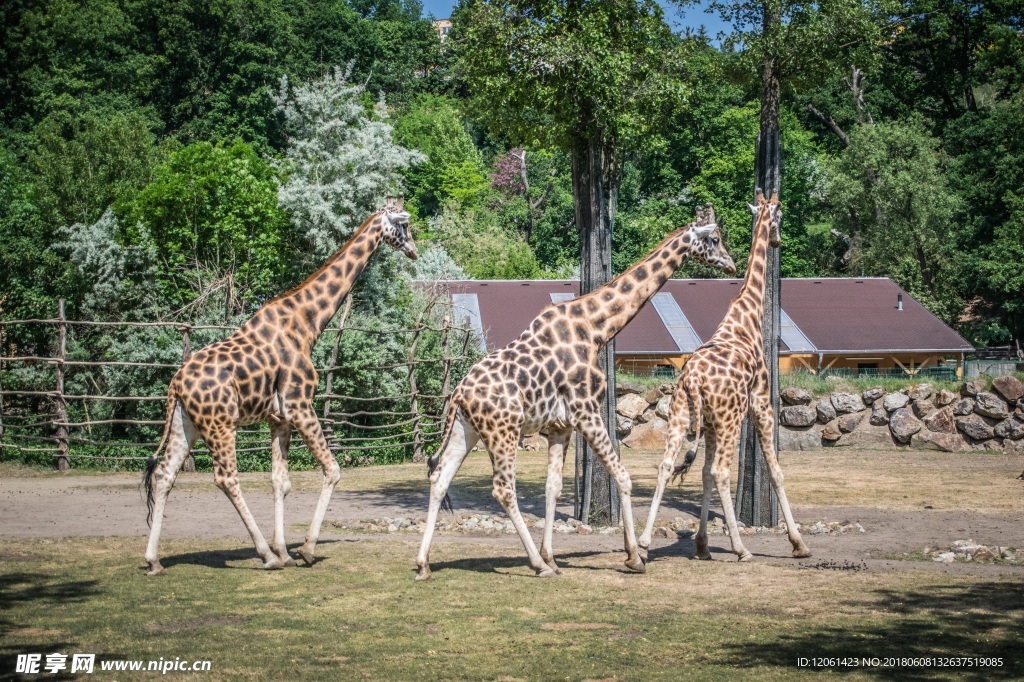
[{"xmin": 423, "ymin": 278, "xmax": 973, "ymax": 355}]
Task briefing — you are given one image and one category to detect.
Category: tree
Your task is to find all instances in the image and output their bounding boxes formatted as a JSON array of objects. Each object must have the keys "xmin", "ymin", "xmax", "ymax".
[
  {"xmin": 455, "ymin": 0, "xmax": 684, "ymax": 524},
  {"xmin": 273, "ymin": 65, "xmax": 424, "ymax": 316}
]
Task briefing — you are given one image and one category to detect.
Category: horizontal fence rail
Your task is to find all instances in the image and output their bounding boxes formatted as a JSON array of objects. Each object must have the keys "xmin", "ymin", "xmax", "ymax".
[{"xmin": 0, "ymin": 299, "xmax": 477, "ymax": 470}]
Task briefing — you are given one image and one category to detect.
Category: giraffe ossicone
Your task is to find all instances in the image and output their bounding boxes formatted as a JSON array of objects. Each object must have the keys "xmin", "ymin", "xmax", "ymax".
[
  {"xmin": 142, "ymin": 199, "xmax": 417, "ymax": 575},
  {"xmin": 638, "ymin": 188, "xmax": 810, "ymax": 563},
  {"xmin": 415, "ymin": 204, "xmax": 736, "ymax": 580}
]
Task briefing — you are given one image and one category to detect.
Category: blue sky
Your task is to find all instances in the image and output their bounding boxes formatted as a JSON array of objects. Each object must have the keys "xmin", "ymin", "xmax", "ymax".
[{"xmin": 420, "ymin": 0, "xmax": 735, "ymax": 40}]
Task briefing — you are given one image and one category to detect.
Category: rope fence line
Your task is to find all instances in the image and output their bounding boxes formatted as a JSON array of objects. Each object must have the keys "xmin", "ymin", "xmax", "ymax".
[{"xmin": 0, "ymin": 299, "xmax": 477, "ymax": 469}]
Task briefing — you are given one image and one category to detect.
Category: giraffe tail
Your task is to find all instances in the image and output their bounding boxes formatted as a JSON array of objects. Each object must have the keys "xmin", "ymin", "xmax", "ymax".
[
  {"xmin": 427, "ymin": 391, "xmax": 462, "ymax": 513},
  {"xmin": 144, "ymin": 382, "xmax": 179, "ymax": 527},
  {"xmin": 671, "ymin": 379, "xmax": 703, "ymax": 484}
]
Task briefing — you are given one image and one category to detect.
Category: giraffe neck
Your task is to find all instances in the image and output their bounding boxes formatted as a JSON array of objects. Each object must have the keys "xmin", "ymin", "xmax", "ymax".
[
  {"xmin": 584, "ymin": 226, "xmax": 697, "ymax": 338},
  {"xmin": 265, "ymin": 215, "xmax": 384, "ymax": 351},
  {"xmin": 731, "ymin": 211, "xmax": 773, "ymax": 333}
]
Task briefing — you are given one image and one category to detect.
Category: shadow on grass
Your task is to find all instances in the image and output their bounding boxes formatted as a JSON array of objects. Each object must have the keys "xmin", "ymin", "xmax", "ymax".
[
  {"xmin": 157, "ymin": 540, "xmax": 343, "ymax": 572},
  {"xmin": 721, "ymin": 580, "xmax": 1024, "ymax": 680},
  {"xmin": 0, "ymin": 572, "xmax": 100, "ymax": 681},
  {"xmin": 422, "ymin": 549, "xmax": 630, "ymax": 578}
]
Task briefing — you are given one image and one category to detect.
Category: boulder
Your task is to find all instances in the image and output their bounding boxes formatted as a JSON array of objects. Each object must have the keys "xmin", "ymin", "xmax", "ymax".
[
  {"xmin": 617, "ymin": 382, "xmax": 645, "ymax": 396},
  {"xmin": 622, "ymin": 417, "xmax": 670, "ymax": 449},
  {"xmin": 821, "ymin": 421, "xmax": 842, "ymax": 442},
  {"xmin": 615, "ymin": 414, "xmax": 634, "ymax": 437},
  {"xmin": 781, "ymin": 387, "xmax": 813, "ymax": 406},
  {"xmin": 924, "ymin": 406, "xmax": 957, "ymax": 434},
  {"xmin": 643, "ymin": 387, "xmax": 663, "ymax": 405},
  {"xmin": 838, "ymin": 412, "xmax": 863, "ymax": 433},
  {"xmin": 780, "ymin": 405, "xmax": 817, "ymax": 427},
  {"xmin": 834, "ymin": 423, "xmax": 897, "ymax": 449},
  {"xmin": 616, "ymin": 393, "xmax": 649, "ymax": 420},
  {"xmin": 974, "ymin": 392, "xmax": 1009, "ymax": 419},
  {"xmin": 658, "ymin": 382, "xmax": 674, "ymax": 395},
  {"xmin": 778, "ymin": 424, "xmax": 823, "ymax": 451},
  {"xmin": 994, "ymin": 416, "xmax": 1024, "ymax": 440},
  {"xmin": 889, "ymin": 408, "xmax": 923, "ymax": 443},
  {"xmin": 935, "ymin": 389, "xmax": 957, "ymax": 407},
  {"xmin": 832, "ymin": 392, "xmax": 866, "ymax": 414},
  {"xmin": 961, "ymin": 380, "xmax": 981, "ymax": 397},
  {"xmin": 883, "ymin": 392, "xmax": 910, "ymax": 412},
  {"xmin": 637, "ymin": 408, "xmax": 655, "ymax": 424},
  {"xmin": 907, "ymin": 383, "xmax": 933, "ymax": 402},
  {"xmin": 862, "ymin": 386, "xmax": 885, "ymax": 403},
  {"xmin": 913, "ymin": 430, "xmax": 967, "ymax": 452},
  {"xmin": 912, "ymin": 396, "xmax": 937, "ymax": 420},
  {"xmin": 816, "ymin": 400, "xmax": 837, "ymax": 423},
  {"xmin": 956, "ymin": 414, "xmax": 998, "ymax": 441},
  {"xmin": 655, "ymin": 395, "xmax": 672, "ymax": 421},
  {"xmin": 993, "ymin": 375, "xmax": 1024, "ymax": 403},
  {"xmin": 953, "ymin": 398, "xmax": 975, "ymax": 416},
  {"xmin": 869, "ymin": 398, "xmax": 889, "ymax": 426}
]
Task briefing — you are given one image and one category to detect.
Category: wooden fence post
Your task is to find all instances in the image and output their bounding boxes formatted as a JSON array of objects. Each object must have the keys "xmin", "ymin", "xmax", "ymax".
[
  {"xmin": 322, "ymin": 297, "xmax": 352, "ymax": 452},
  {"xmin": 439, "ymin": 315, "xmax": 453, "ymax": 404},
  {"xmin": 179, "ymin": 324, "xmax": 196, "ymax": 472},
  {"xmin": 55, "ymin": 299, "xmax": 70, "ymax": 470},
  {"xmin": 407, "ymin": 310, "xmax": 427, "ymax": 463}
]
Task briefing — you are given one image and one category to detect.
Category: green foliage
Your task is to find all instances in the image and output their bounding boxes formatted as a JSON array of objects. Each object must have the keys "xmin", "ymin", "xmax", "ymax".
[
  {"xmin": 429, "ymin": 203, "xmax": 543, "ymax": 279},
  {"xmin": 119, "ymin": 140, "xmax": 293, "ymax": 309},
  {"xmin": 826, "ymin": 118, "xmax": 964, "ymax": 322}
]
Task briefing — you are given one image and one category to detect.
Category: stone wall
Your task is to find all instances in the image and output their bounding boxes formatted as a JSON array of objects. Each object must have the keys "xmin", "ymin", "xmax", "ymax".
[{"xmin": 605, "ymin": 375, "xmax": 1024, "ymax": 453}]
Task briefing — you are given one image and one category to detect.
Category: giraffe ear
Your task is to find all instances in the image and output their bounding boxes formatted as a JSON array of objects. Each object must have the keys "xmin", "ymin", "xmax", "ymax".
[
  {"xmin": 748, "ymin": 202, "xmax": 758, "ymax": 216},
  {"xmin": 693, "ymin": 224, "xmax": 716, "ymax": 238}
]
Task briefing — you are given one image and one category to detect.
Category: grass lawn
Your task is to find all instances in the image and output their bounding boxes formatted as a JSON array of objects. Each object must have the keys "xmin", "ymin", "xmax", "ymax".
[{"xmin": 2, "ymin": 536, "xmax": 1022, "ymax": 680}]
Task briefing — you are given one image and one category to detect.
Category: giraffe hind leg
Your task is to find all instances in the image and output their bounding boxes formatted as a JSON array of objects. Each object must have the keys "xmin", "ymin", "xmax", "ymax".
[
  {"xmin": 540, "ymin": 429, "xmax": 571, "ymax": 573},
  {"xmin": 290, "ymin": 406, "xmax": 340, "ymax": 566},
  {"xmin": 269, "ymin": 419, "xmax": 296, "ymax": 567},
  {"xmin": 639, "ymin": 387, "xmax": 693, "ymax": 557},
  {"xmin": 144, "ymin": 403, "xmax": 198, "ymax": 575}
]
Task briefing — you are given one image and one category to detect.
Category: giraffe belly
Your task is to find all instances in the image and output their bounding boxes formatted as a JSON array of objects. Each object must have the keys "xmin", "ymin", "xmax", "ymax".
[{"xmin": 521, "ymin": 397, "xmax": 571, "ymax": 435}]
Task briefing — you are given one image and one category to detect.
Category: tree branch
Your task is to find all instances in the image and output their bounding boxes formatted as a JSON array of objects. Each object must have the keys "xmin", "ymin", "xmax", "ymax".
[{"xmin": 806, "ymin": 103, "xmax": 850, "ymax": 146}]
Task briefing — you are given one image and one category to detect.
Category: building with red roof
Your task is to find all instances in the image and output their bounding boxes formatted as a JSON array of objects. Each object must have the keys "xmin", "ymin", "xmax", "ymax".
[{"xmin": 423, "ymin": 278, "xmax": 974, "ymax": 378}]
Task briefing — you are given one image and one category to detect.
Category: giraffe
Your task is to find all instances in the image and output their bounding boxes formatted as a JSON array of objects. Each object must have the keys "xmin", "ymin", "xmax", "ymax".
[
  {"xmin": 142, "ymin": 197, "xmax": 417, "ymax": 575},
  {"xmin": 415, "ymin": 205, "xmax": 737, "ymax": 580},
  {"xmin": 637, "ymin": 189, "xmax": 810, "ymax": 563}
]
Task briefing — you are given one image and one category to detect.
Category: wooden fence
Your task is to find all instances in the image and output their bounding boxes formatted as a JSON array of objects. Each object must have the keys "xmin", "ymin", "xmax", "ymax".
[{"xmin": 0, "ymin": 298, "xmax": 476, "ymax": 470}]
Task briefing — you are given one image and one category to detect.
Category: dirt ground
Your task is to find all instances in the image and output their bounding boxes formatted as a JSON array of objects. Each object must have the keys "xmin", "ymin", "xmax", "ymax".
[{"xmin": 2, "ymin": 447, "xmax": 1022, "ymax": 575}]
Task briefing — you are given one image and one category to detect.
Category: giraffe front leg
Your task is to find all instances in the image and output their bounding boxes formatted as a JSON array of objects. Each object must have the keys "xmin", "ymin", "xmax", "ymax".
[
  {"xmin": 290, "ymin": 407, "xmax": 340, "ymax": 566},
  {"xmin": 269, "ymin": 419, "xmax": 296, "ymax": 567},
  {"xmin": 144, "ymin": 404, "xmax": 197, "ymax": 575},
  {"xmin": 708, "ymin": 426, "xmax": 751, "ymax": 562},
  {"xmin": 695, "ymin": 426, "xmax": 718, "ymax": 560},
  {"xmin": 416, "ymin": 414, "xmax": 478, "ymax": 580},
  {"xmin": 576, "ymin": 414, "xmax": 644, "ymax": 573},
  {"xmin": 750, "ymin": 394, "xmax": 810, "ymax": 558},
  {"xmin": 540, "ymin": 430, "xmax": 571, "ymax": 574}
]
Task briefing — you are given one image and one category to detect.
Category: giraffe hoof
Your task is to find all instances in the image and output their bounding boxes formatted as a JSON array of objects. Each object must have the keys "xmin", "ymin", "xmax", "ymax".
[
  {"xmin": 263, "ymin": 557, "xmax": 287, "ymax": 570},
  {"xmin": 146, "ymin": 563, "xmax": 166, "ymax": 577},
  {"xmin": 624, "ymin": 557, "xmax": 646, "ymax": 573},
  {"xmin": 415, "ymin": 567, "xmax": 433, "ymax": 581},
  {"xmin": 792, "ymin": 547, "xmax": 812, "ymax": 559},
  {"xmin": 637, "ymin": 545, "xmax": 649, "ymax": 562},
  {"xmin": 295, "ymin": 547, "xmax": 315, "ymax": 566},
  {"xmin": 537, "ymin": 566, "xmax": 559, "ymax": 578},
  {"xmin": 737, "ymin": 552, "xmax": 754, "ymax": 562},
  {"xmin": 280, "ymin": 557, "xmax": 298, "ymax": 568},
  {"xmin": 696, "ymin": 552, "xmax": 713, "ymax": 561}
]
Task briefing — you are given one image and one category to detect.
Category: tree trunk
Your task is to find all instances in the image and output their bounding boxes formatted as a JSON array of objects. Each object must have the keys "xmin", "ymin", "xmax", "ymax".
[
  {"xmin": 571, "ymin": 129, "xmax": 621, "ymax": 527},
  {"xmin": 737, "ymin": 25, "xmax": 781, "ymax": 528}
]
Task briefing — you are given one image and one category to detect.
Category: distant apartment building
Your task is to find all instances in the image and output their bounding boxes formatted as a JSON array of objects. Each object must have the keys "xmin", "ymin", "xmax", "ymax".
[{"xmin": 433, "ymin": 19, "xmax": 452, "ymax": 42}]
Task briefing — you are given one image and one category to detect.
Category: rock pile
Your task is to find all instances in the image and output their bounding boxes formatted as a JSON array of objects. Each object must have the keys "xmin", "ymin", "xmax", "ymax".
[
  {"xmin": 330, "ymin": 514, "xmax": 609, "ymax": 535},
  {"xmin": 645, "ymin": 517, "xmax": 865, "ymax": 538},
  {"xmin": 927, "ymin": 540, "xmax": 1019, "ymax": 564}
]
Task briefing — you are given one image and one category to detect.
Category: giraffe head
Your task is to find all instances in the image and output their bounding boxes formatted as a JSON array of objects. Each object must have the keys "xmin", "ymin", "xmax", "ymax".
[
  {"xmin": 748, "ymin": 188, "xmax": 782, "ymax": 247},
  {"xmin": 686, "ymin": 203, "xmax": 736, "ymax": 274},
  {"xmin": 380, "ymin": 195, "xmax": 418, "ymax": 260}
]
